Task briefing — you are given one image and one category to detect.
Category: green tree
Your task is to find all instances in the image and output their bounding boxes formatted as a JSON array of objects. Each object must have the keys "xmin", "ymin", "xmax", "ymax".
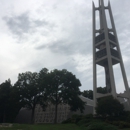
[
  {"xmin": 14, "ymin": 70, "xmax": 48, "ymax": 124},
  {"xmin": 81, "ymin": 87, "xmax": 107, "ymax": 99},
  {"xmin": 41, "ymin": 69, "xmax": 85, "ymax": 123},
  {"xmin": 96, "ymin": 96, "xmax": 124, "ymax": 117},
  {"xmin": 81, "ymin": 90, "xmax": 93, "ymax": 99},
  {"xmin": 97, "ymin": 87, "xmax": 107, "ymax": 94},
  {"xmin": 8, "ymin": 85, "xmax": 24, "ymax": 122},
  {"xmin": 0, "ymin": 79, "xmax": 22, "ymax": 123},
  {"xmin": 0, "ymin": 79, "xmax": 11, "ymax": 122}
]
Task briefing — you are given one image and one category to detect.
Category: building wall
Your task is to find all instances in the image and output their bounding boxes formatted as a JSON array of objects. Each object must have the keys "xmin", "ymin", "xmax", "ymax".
[
  {"xmin": 34, "ymin": 96, "xmax": 94, "ymax": 123},
  {"xmin": 71, "ymin": 105, "xmax": 93, "ymax": 116},
  {"xmin": 15, "ymin": 96, "xmax": 94, "ymax": 124},
  {"xmin": 34, "ymin": 104, "xmax": 71, "ymax": 123},
  {"xmin": 14, "ymin": 108, "xmax": 32, "ymax": 124}
]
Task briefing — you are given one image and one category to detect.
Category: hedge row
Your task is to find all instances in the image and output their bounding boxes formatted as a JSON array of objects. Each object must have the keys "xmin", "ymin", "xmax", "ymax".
[{"xmin": 62, "ymin": 114, "xmax": 118, "ymax": 130}]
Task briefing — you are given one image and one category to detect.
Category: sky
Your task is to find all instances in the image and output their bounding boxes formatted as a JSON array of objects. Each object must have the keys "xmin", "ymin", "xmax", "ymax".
[{"xmin": 0, "ymin": 0, "xmax": 130, "ymax": 93}]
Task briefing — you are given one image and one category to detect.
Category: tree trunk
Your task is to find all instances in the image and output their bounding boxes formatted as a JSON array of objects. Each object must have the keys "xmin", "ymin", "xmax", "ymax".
[
  {"xmin": 3, "ymin": 110, "xmax": 6, "ymax": 123},
  {"xmin": 54, "ymin": 103, "xmax": 58, "ymax": 124},
  {"xmin": 31, "ymin": 107, "xmax": 35, "ymax": 124}
]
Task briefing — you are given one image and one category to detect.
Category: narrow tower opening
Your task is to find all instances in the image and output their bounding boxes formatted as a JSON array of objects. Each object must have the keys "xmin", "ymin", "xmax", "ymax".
[
  {"xmin": 105, "ymin": 10, "xmax": 112, "ymax": 29},
  {"xmin": 113, "ymin": 64, "xmax": 125, "ymax": 93},
  {"xmin": 97, "ymin": 65, "xmax": 105, "ymax": 89},
  {"xmin": 96, "ymin": 10, "xmax": 100, "ymax": 30}
]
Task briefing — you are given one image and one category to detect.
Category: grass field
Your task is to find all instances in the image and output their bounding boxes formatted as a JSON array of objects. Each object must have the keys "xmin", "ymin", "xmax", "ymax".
[
  {"xmin": 0, "ymin": 124, "xmax": 82, "ymax": 130},
  {"xmin": 0, "ymin": 123, "xmax": 130, "ymax": 130}
]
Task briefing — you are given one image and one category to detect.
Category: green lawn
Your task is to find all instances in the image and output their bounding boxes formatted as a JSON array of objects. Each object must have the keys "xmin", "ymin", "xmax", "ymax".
[
  {"xmin": 0, "ymin": 124, "xmax": 82, "ymax": 130},
  {"xmin": 119, "ymin": 129, "xmax": 130, "ymax": 130},
  {"xmin": 0, "ymin": 123, "xmax": 130, "ymax": 130}
]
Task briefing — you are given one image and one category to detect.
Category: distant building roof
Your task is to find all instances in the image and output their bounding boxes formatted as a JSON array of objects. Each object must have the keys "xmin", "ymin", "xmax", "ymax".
[{"xmin": 79, "ymin": 95, "xmax": 94, "ymax": 106}]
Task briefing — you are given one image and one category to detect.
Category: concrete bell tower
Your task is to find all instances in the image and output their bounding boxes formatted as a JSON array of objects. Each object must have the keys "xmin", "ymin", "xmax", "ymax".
[{"xmin": 92, "ymin": 0, "xmax": 130, "ymax": 112}]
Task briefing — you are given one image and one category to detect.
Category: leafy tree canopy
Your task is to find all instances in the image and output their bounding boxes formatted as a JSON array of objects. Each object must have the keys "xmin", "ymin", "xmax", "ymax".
[
  {"xmin": 40, "ymin": 69, "xmax": 85, "ymax": 123},
  {"xmin": 14, "ymin": 69, "xmax": 48, "ymax": 123},
  {"xmin": 0, "ymin": 79, "xmax": 22, "ymax": 123},
  {"xmin": 97, "ymin": 87, "xmax": 107, "ymax": 94},
  {"xmin": 81, "ymin": 90, "xmax": 93, "ymax": 99},
  {"xmin": 1, "ymin": 68, "xmax": 84, "ymax": 124},
  {"xmin": 96, "ymin": 96, "xmax": 124, "ymax": 117},
  {"xmin": 82, "ymin": 87, "xmax": 107, "ymax": 99}
]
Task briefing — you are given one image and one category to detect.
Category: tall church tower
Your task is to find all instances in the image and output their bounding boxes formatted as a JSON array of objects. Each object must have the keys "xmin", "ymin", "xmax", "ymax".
[{"xmin": 92, "ymin": 0, "xmax": 130, "ymax": 112}]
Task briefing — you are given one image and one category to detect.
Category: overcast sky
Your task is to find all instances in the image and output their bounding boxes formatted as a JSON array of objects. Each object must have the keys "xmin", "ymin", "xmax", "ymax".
[{"xmin": 0, "ymin": 0, "xmax": 130, "ymax": 93}]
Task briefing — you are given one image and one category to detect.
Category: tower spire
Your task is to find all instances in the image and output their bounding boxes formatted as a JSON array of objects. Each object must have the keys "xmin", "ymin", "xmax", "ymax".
[{"xmin": 92, "ymin": 0, "xmax": 130, "ymax": 113}]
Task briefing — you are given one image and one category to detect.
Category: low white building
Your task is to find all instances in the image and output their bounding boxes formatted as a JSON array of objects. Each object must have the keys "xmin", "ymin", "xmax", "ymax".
[
  {"xmin": 34, "ymin": 104, "xmax": 70, "ymax": 123},
  {"xmin": 34, "ymin": 95, "xmax": 94, "ymax": 123}
]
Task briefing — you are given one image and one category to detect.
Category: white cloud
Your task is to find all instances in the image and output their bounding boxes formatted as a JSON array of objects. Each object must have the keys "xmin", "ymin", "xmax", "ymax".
[{"xmin": 0, "ymin": 0, "xmax": 130, "ymax": 93}]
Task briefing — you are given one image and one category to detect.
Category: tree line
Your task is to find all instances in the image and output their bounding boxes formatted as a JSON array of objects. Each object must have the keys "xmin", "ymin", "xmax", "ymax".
[
  {"xmin": 81, "ymin": 86, "xmax": 107, "ymax": 99},
  {"xmin": 82, "ymin": 87, "xmax": 125, "ymax": 118},
  {"xmin": 0, "ymin": 68, "xmax": 85, "ymax": 124}
]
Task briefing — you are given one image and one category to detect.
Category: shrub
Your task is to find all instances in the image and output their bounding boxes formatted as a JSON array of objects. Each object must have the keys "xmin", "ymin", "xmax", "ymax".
[
  {"xmin": 77, "ymin": 119, "xmax": 90, "ymax": 126},
  {"xmin": 104, "ymin": 125, "xmax": 118, "ymax": 130},
  {"xmin": 87, "ymin": 122, "xmax": 118, "ymax": 130},
  {"xmin": 62, "ymin": 118, "xmax": 71, "ymax": 124},
  {"xmin": 112, "ymin": 121, "xmax": 120, "ymax": 126},
  {"xmin": 87, "ymin": 122, "xmax": 105, "ymax": 130},
  {"xmin": 118, "ymin": 121, "xmax": 130, "ymax": 129},
  {"xmin": 108, "ymin": 121, "xmax": 130, "ymax": 129},
  {"xmin": 62, "ymin": 114, "xmax": 84, "ymax": 124},
  {"xmin": 123, "ymin": 111, "xmax": 130, "ymax": 122},
  {"xmin": 96, "ymin": 96, "xmax": 124, "ymax": 117},
  {"xmin": 84, "ymin": 114, "xmax": 93, "ymax": 119},
  {"xmin": 71, "ymin": 115, "xmax": 83, "ymax": 124}
]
